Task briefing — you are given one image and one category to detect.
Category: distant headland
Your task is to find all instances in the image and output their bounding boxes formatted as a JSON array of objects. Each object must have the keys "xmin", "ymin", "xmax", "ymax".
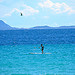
[{"xmin": 0, "ymin": 20, "xmax": 75, "ymax": 30}]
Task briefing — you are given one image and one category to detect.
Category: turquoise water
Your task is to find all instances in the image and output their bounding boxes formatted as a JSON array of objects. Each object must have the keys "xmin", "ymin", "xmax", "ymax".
[
  {"xmin": 0, "ymin": 29, "xmax": 75, "ymax": 75},
  {"xmin": 0, "ymin": 44, "xmax": 75, "ymax": 75}
]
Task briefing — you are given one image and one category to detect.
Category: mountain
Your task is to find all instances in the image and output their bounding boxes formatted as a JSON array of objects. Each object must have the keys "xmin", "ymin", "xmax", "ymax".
[
  {"xmin": 0, "ymin": 20, "xmax": 75, "ymax": 30},
  {"xmin": 0, "ymin": 20, "xmax": 18, "ymax": 30},
  {"xmin": 30, "ymin": 26, "xmax": 75, "ymax": 29},
  {"xmin": 58, "ymin": 26, "xmax": 75, "ymax": 29},
  {"xmin": 30, "ymin": 26, "xmax": 53, "ymax": 29}
]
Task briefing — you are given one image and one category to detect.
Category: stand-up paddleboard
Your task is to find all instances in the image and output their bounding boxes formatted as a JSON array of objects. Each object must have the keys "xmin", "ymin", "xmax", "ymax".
[{"xmin": 29, "ymin": 53, "xmax": 51, "ymax": 54}]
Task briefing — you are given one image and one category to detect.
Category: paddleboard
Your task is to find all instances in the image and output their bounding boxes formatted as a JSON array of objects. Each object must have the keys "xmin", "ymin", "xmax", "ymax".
[{"xmin": 29, "ymin": 53, "xmax": 51, "ymax": 54}]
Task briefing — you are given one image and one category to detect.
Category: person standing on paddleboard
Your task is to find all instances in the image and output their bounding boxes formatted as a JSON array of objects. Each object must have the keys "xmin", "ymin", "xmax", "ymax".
[{"xmin": 41, "ymin": 44, "xmax": 44, "ymax": 54}]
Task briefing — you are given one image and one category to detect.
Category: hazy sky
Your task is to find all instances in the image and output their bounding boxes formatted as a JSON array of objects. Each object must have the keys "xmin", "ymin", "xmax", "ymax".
[{"xmin": 0, "ymin": 0, "xmax": 75, "ymax": 28}]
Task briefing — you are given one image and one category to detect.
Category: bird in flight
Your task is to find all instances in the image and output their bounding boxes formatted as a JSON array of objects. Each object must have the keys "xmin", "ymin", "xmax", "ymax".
[{"xmin": 20, "ymin": 12, "xmax": 23, "ymax": 16}]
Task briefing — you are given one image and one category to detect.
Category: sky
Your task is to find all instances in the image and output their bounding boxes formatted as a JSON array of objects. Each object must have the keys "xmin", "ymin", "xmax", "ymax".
[{"xmin": 0, "ymin": 0, "xmax": 75, "ymax": 28}]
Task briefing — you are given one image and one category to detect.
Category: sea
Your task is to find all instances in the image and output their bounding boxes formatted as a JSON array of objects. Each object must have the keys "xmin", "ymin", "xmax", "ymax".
[{"xmin": 0, "ymin": 29, "xmax": 75, "ymax": 75}]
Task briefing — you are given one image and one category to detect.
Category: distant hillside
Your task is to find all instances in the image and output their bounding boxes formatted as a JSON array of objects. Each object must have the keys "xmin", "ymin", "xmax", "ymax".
[
  {"xmin": 58, "ymin": 26, "xmax": 75, "ymax": 29},
  {"xmin": 0, "ymin": 20, "xmax": 75, "ymax": 30},
  {"xmin": 0, "ymin": 20, "xmax": 18, "ymax": 30},
  {"xmin": 30, "ymin": 26, "xmax": 53, "ymax": 29},
  {"xmin": 30, "ymin": 26, "xmax": 75, "ymax": 29}
]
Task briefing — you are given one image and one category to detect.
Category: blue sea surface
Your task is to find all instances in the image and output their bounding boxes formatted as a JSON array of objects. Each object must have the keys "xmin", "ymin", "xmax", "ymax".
[{"xmin": 0, "ymin": 29, "xmax": 75, "ymax": 75}]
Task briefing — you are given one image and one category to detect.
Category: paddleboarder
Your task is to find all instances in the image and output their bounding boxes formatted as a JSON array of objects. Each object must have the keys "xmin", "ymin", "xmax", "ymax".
[{"xmin": 41, "ymin": 44, "xmax": 44, "ymax": 54}]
